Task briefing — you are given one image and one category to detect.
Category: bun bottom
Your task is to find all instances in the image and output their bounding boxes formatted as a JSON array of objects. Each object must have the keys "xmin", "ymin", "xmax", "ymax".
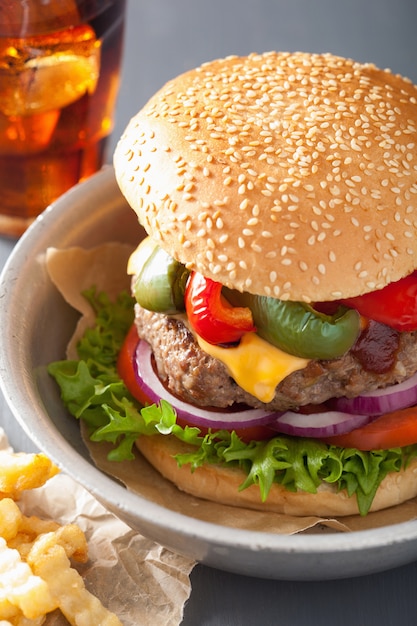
[{"xmin": 136, "ymin": 435, "xmax": 417, "ymax": 517}]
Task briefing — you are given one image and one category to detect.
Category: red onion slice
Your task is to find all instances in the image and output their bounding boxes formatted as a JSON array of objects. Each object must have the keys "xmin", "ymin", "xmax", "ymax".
[
  {"xmin": 269, "ymin": 410, "xmax": 374, "ymax": 438},
  {"xmin": 133, "ymin": 338, "xmax": 395, "ymax": 439},
  {"xmin": 333, "ymin": 371, "xmax": 417, "ymax": 416},
  {"xmin": 135, "ymin": 339, "xmax": 278, "ymax": 429}
]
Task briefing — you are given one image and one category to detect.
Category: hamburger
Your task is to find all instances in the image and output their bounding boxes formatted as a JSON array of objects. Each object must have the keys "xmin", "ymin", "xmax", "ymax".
[{"xmin": 111, "ymin": 51, "xmax": 417, "ymax": 517}]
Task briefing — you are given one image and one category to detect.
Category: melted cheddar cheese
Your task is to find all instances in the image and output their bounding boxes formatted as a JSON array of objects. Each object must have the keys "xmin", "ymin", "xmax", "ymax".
[{"xmin": 197, "ymin": 333, "xmax": 309, "ymax": 403}]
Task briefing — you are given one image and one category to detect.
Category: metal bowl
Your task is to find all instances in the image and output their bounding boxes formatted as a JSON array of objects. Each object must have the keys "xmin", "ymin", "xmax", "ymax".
[{"xmin": 1, "ymin": 166, "xmax": 417, "ymax": 581}]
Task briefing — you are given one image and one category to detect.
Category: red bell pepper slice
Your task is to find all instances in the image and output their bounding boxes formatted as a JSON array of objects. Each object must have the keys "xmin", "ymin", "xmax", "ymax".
[
  {"xmin": 185, "ymin": 271, "xmax": 256, "ymax": 345},
  {"xmin": 341, "ymin": 271, "xmax": 417, "ymax": 331}
]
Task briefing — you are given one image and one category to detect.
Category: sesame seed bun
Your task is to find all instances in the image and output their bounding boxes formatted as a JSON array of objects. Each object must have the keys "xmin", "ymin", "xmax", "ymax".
[
  {"xmin": 114, "ymin": 50, "xmax": 417, "ymax": 303},
  {"xmin": 136, "ymin": 434, "xmax": 417, "ymax": 517}
]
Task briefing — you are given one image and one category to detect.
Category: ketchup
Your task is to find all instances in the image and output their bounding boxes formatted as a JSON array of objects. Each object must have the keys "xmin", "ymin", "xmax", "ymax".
[{"xmin": 351, "ymin": 320, "xmax": 400, "ymax": 374}]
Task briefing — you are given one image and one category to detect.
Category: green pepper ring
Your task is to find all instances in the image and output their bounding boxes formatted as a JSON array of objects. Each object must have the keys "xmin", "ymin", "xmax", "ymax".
[
  {"xmin": 132, "ymin": 240, "xmax": 361, "ymax": 360},
  {"xmin": 225, "ymin": 289, "xmax": 361, "ymax": 360},
  {"xmin": 133, "ymin": 245, "xmax": 190, "ymax": 314}
]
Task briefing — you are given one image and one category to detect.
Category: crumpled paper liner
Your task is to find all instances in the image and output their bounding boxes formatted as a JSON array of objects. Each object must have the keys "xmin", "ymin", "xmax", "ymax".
[
  {"xmin": 45, "ymin": 243, "xmax": 134, "ymax": 360},
  {"xmin": 0, "ymin": 428, "xmax": 195, "ymax": 626},
  {"xmin": 45, "ymin": 244, "xmax": 417, "ymax": 537}
]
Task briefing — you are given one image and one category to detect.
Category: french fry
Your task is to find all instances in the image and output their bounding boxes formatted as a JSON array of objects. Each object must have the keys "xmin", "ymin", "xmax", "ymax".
[
  {"xmin": 0, "ymin": 452, "xmax": 59, "ymax": 499},
  {"xmin": 0, "ymin": 597, "xmax": 20, "ymax": 621},
  {"xmin": 0, "ymin": 616, "xmax": 46, "ymax": 625},
  {"xmin": 0, "ymin": 537, "xmax": 57, "ymax": 620},
  {"xmin": 0, "ymin": 449, "xmax": 123, "ymax": 625},
  {"xmin": 0, "ymin": 500, "xmax": 22, "ymax": 542},
  {"xmin": 0, "ymin": 501, "xmax": 54, "ymax": 623},
  {"xmin": 0, "ymin": 499, "xmax": 59, "ymax": 558},
  {"xmin": 28, "ymin": 531, "xmax": 123, "ymax": 626},
  {"xmin": 39, "ymin": 524, "xmax": 88, "ymax": 564}
]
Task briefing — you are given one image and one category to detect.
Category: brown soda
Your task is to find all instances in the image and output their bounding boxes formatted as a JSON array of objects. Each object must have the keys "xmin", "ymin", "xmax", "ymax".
[{"xmin": 0, "ymin": 0, "xmax": 126, "ymax": 237}]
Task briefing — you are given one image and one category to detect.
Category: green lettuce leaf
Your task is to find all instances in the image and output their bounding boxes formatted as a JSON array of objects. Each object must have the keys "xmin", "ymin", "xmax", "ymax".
[{"xmin": 48, "ymin": 287, "xmax": 417, "ymax": 515}]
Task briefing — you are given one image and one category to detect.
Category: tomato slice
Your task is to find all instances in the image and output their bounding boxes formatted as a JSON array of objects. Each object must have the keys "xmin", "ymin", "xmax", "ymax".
[
  {"xmin": 231, "ymin": 424, "xmax": 276, "ymax": 443},
  {"xmin": 323, "ymin": 406, "xmax": 417, "ymax": 450},
  {"xmin": 117, "ymin": 324, "xmax": 153, "ymax": 406}
]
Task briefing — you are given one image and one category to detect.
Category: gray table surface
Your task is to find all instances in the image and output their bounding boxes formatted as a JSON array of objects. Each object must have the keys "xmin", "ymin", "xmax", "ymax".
[{"xmin": 2, "ymin": 1, "xmax": 417, "ymax": 624}]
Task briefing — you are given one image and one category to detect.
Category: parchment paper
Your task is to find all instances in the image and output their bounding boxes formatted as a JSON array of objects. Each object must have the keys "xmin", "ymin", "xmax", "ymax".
[
  {"xmin": 45, "ymin": 244, "xmax": 417, "ymax": 537},
  {"xmin": 0, "ymin": 428, "xmax": 195, "ymax": 626}
]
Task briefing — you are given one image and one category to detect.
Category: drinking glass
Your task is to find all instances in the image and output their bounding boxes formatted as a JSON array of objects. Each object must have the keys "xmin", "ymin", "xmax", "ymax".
[{"xmin": 0, "ymin": 0, "xmax": 126, "ymax": 237}]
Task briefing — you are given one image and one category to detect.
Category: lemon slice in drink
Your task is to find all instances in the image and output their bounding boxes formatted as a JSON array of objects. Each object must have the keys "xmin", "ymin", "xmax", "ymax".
[
  {"xmin": 0, "ymin": 43, "xmax": 100, "ymax": 117},
  {"xmin": 21, "ymin": 47, "xmax": 101, "ymax": 115}
]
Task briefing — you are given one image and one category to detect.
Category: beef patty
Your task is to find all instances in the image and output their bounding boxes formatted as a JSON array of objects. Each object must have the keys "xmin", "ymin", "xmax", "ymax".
[{"xmin": 134, "ymin": 304, "xmax": 417, "ymax": 411}]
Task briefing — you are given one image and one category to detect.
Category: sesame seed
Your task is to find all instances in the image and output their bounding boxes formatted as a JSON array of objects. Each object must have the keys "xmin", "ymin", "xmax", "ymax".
[{"xmin": 116, "ymin": 50, "xmax": 417, "ymax": 303}]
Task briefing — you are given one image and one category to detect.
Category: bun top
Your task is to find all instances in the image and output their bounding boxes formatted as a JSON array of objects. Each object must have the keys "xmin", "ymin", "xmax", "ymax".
[{"xmin": 114, "ymin": 51, "xmax": 417, "ymax": 302}]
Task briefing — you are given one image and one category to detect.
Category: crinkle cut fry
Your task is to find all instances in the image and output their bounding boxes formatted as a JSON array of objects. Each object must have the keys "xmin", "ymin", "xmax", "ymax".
[
  {"xmin": 0, "ymin": 616, "xmax": 46, "ymax": 625},
  {"xmin": 0, "ymin": 499, "xmax": 57, "ymax": 620},
  {"xmin": 27, "ymin": 531, "xmax": 123, "ymax": 626},
  {"xmin": 0, "ymin": 452, "xmax": 59, "ymax": 498},
  {"xmin": 0, "ymin": 537, "xmax": 57, "ymax": 620},
  {"xmin": 0, "ymin": 499, "xmax": 59, "ymax": 544},
  {"xmin": 0, "ymin": 453, "xmax": 121, "ymax": 625}
]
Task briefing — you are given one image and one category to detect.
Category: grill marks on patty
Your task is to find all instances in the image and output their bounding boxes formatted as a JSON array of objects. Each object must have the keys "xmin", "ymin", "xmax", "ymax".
[{"xmin": 134, "ymin": 304, "xmax": 417, "ymax": 412}]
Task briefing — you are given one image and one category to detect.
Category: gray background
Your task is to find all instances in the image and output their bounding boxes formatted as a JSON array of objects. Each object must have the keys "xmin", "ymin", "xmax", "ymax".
[{"xmin": 110, "ymin": 0, "xmax": 417, "ymax": 156}]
